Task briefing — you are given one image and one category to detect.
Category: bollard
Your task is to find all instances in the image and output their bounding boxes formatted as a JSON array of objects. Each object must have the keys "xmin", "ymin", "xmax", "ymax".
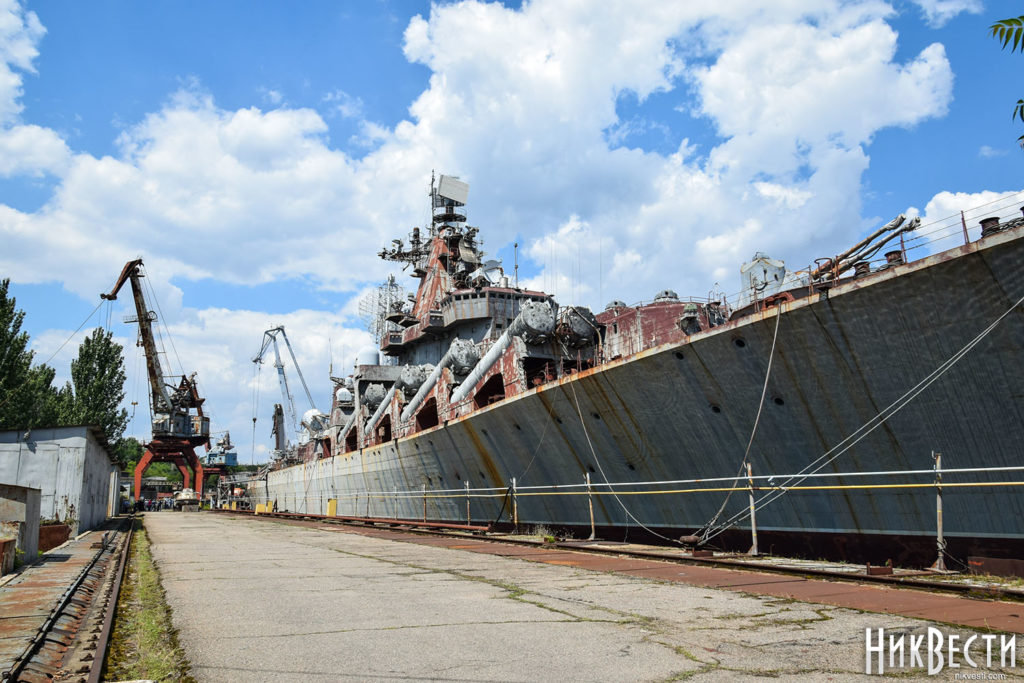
[
  {"xmin": 512, "ymin": 477, "xmax": 519, "ymax": 531},
  {"xmin": 747, "ymin": 461, "xmax": 758, "ymax": 556},
  {"xmin": 930, "ymin": 451, "xmax": 946, "ymax": 571},
  {"xmin": 586, "ymin": 472, "xmax": 596, "ymax": 541}
]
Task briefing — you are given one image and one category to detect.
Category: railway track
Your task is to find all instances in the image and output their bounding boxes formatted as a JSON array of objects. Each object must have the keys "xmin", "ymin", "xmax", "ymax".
[
  {"xmin": 1, "ymin": 517, "xmax": 133, "ymax": 683},
  {"xmin": 217, "ymin": 507, "xmax": 1024, "ymax": 602}
]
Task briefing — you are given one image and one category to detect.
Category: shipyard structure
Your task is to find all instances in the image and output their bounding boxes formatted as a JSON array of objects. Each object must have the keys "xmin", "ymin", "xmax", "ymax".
[{"xmin": 248, "ymin": 175, "xmax": 1024, "ymax": 566}]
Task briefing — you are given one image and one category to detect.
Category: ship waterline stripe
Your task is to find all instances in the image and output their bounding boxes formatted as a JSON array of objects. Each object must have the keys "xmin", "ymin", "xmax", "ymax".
[
  {"xmin": 330, "ymin": 480, "xmax": 1024, "ymax": 500},
  {"xmin": 332, "ymin": 464, "xmax": 1024, "ymax": 496}
]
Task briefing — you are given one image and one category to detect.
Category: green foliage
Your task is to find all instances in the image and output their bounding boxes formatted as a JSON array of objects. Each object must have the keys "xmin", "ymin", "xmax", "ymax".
[
  {"xmin": 103, "ymin": 521, "xmax": 196, "ymax": 682},
  {"xmin": 990, "ymin": 15, "xmax": 1024, "ymax": 148},
  {"xmin": 990, "ymin": 16, "xmax": 1024, "ymax": 53},
  {"xmin": 145, "ymin": 462, "xmax": 183, "ymax": 483},
  {"xmin": 0, "ymin": 278, "xmax": 61, "ymax": 430},
  {"xmin": 61, "ymin": 327, "xmax": 128, "ymax": 443},
  {"xmin": 115, "ymin": 436, "xmax": 145, "ymax": 469}
]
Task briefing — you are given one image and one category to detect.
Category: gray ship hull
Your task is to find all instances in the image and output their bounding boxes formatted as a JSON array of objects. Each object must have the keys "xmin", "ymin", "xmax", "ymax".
[{"xmin": 253, "ymin": 226, "xmax": 1024, "ymax": 564}]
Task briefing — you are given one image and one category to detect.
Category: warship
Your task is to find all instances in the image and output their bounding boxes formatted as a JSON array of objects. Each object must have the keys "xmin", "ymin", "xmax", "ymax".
[{"xmin": 249, "ymin": 175, "xmax": 1024, "ymax": 566}]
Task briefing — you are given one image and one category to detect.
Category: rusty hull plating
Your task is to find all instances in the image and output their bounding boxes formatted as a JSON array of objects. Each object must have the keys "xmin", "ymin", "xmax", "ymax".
[{"xmin": 252, "ymin": 178, "xmax": 1024, "ymax": 566}]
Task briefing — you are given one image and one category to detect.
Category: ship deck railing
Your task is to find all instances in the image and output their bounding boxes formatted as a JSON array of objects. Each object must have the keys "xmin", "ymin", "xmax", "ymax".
[
  {"xmin": 305, "ymin": 463, "xmax": 1024, "ymax": 502},
  {"xmin": 720, "ymin": 196, "xmax": 1024, "ymax": 315}
]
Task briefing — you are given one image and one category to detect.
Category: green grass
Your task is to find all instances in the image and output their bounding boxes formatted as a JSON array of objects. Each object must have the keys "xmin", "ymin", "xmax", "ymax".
[{"xmin": 102, "ymin": 518, "xmax": 195, "ymax": 682}]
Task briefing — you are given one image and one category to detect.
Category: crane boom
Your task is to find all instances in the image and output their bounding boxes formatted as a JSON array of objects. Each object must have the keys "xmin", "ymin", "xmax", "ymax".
[
  {"xmin": 253, "ymin": 326, "xmax": 318, "ymax": 446},
  {"xmin": 102, "ymin": 259, "xmax": 209, "ymax": 443},
  {"xmin": 102, "ymin": 259, "xmax": 175, "ymax": 414}
]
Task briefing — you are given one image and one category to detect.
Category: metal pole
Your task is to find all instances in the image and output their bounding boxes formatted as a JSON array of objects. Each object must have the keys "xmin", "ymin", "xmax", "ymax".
[
  {"xmin": 512, "ymin": 477, "xmax": 518, "ymax": 531},
  {"xmin": 393, "ymin": 487, "xmax": 398, "ymax": 519},
  {"xmin": 747, "ymin": 461, "xmax": 758, "ymax": 556},
  {"xmin": 465, "ymin": 480, "xmax": 471, "ymax": 525},
  {"xmin": 586, "ymin": 472, "xmax": 596, "ymax": 541},
  {"xmin": 930, "ymin": 451, "xmax": 946, "ymax": 572},
  {"xmin": 422, "ymin": 484, "xmax": 427, "ymax": 522},
  {"xmin": 365, "ymin": 488, "xmax": 370, "ymax": 518}
]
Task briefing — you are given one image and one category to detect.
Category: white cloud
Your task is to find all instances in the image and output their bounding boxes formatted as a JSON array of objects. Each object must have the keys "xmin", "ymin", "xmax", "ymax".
[
  {"xmin": 979, "ymin": 145, "xmax": 1007, "ymax": 158},
  {"xmin": 905, "ymin": 189, "xmax": 1024, "ymax": 255},
  {"xmin": 259, "ymin": 88, "xmax": 283, "ymax": 106},
  {"xmin": 3, "ymin": 0, "xmax": 1013, "ymax": 460},
  {"xmin": 910, "ymin": 0, "xmax": 982, "ymax": 28},
  {"xmin": 0, "ymin": 124, "xmax": 70, "ymax": 176},
  {"xmin": 32, "ymin": 301, "xmax": 374, "ymax": 454},
  {"xmin": 323, "ymin": 89, "xmax": 364, "ymax": 118},
  {"xmin": 0, "ymin": 0, "xmax": 42, "ymax": 124}
]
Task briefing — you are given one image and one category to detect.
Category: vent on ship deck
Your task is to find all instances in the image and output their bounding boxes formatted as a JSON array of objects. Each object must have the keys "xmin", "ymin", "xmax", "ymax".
[
  {"xmin": 524, "ymin": 358, "xmax": 554, "ymax": 388},
  {"xmin": 378, "ymin": 415, "xmax": 392, "ymax": 443},
  {"xmin": 474, "ymin": 373, "xmax": 506, "ymax": 409},
  {"xmin": 416, "ymin": 397, "xmax": 440, "ymax": 431}
]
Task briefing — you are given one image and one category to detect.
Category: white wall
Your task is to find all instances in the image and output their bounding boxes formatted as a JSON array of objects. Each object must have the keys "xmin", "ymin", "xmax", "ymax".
[{"xmin": 0, "ymin": 427, "xmax": 120, "ymax": 535}]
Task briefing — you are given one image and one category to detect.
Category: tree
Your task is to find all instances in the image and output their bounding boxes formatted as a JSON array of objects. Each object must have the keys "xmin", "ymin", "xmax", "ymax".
[
  {"xmin": 114, "ymin": 436, "xmax": 144, "ymax": 470},
  {"xmin": 0, "ymin": 278, "xmax": 61, "ymax": 431},
  {"xmin": 61, "ymin": 327, "xmax": 128, "ymax": 444},
  {"xmin": 990, "ymin": 15, "xmax": 1024, "ymax": 147}
]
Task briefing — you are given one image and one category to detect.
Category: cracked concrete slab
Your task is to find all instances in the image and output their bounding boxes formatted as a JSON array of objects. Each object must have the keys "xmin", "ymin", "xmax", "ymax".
[{"xmin": 145, "ymin": 514, "xmax": 1022, "ymax": 682}]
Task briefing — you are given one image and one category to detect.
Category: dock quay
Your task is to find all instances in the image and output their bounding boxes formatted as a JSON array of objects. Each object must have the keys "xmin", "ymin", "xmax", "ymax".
[{"xmin": 138, "ymin": 512, "xmax": 1022, "ymax": 681}]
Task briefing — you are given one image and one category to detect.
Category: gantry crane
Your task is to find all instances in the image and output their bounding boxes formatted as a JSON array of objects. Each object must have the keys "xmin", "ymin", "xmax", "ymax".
[
  {"xmin": 252, "ymin": 326, "xmax": 318, "ymax": 450},
  {"xmin": 102, "ymin": 259, "xmax": 211, "ymax": 500}
]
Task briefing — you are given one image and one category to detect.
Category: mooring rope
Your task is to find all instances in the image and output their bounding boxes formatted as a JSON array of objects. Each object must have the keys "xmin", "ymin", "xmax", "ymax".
[{"xmin": 701, "ymin": 288, "xmax": 1024, "ymax": 543}]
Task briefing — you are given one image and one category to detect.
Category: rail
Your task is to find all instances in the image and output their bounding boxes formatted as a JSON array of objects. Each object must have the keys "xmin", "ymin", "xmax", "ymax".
[
  {"xmin": 250, "ymin": 460, "xmax": 1021, "ymax": 570},
  {"xmin": 268, "ymin": 463, "xmax": 1024, "ymax": 506},
  {"xmin": 2, "ymin": 517, "xmax": 134, "ymax": 682},
  {"xmin": 218, "ymin": 507, "xmax": 1024, "ymax": 602}
]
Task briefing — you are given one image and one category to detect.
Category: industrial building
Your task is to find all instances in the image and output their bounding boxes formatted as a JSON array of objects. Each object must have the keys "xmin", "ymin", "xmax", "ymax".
[{"xmin": 0, "ymin": 426, "xmax": 120, "ymax": 536}]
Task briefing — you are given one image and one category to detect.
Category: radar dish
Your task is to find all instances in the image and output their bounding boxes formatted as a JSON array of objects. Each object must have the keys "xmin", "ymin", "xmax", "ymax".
[
  {"xmin": 358, "ymin": 275, "xmax": 406, "ymax": 344},
  {"xmin": 436, "ymin": 175, "xmax": 469, "ymax": 206}
]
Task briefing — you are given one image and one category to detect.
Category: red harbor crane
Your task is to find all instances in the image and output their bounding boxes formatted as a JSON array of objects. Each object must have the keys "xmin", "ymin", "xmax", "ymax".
[{"xmin": 102, "ymin": 259, "xmax": 211, "ymax": 501}]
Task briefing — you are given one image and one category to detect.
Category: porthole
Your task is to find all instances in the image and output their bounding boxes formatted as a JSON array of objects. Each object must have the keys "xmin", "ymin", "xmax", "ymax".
[
  {"xmin": 773, "ymin": 396, "xmax": 785, "ymax": 406},
  {"xmin": 674, "ymin": 351, "xmax": 684, "ymax": 360},
  {"xmin": 734, "ymin": 338, "xmax": 746, "ymax": 348},
  {"xmin": 591, "ymin": 412, "xmax": 601, "ymax": 420},
  {"xmin": 710, "ymin": 404, "xmax": 722, "ymax": 413}
]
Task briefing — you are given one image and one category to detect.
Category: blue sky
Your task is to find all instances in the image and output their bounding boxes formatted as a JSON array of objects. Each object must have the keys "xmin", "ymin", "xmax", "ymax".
[{"xmin": 1, "ymin": 0, "xmax": 1022, "ymax": 462}]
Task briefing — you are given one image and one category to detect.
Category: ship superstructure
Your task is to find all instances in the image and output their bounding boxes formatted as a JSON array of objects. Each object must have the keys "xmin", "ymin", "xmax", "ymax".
[
  {"xmin": 301, "ymin": 175, "xmax": 728, "ymax": 459},
  {"xmin": 254, "ymin": 176, "xmax": 1024, "ymax": 566}
]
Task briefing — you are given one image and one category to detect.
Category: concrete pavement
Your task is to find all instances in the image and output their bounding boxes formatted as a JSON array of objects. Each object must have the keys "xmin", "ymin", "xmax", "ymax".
[{"xmin": 145, "ymin": 513, "xmax": 1021, "ymax": 681}]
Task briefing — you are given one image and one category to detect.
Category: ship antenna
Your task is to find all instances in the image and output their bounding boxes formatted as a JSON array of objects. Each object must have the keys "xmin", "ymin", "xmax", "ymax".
[{"xmin": 514, "ymin": 242, "xmax": 519, "ymax": 288}]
